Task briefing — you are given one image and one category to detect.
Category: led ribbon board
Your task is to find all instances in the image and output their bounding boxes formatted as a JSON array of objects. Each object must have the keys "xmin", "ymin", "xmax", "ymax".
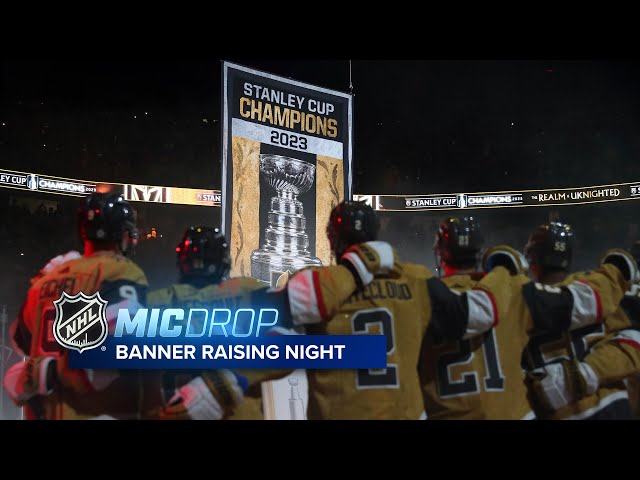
[
  {"xmin": 0, "ymin": 168, "xmax": 221, "ymax": 207},
  {"xmin": 2, "ymin": 168, "xmax": 638, "ymax": 211},
  {"xmin": 353, "ymin": 182, "xmax": 640, "ymax": 211}
]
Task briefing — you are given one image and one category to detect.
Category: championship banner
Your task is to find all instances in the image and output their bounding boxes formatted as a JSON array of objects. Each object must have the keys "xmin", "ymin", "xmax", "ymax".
[
  {"xmin": 0, "ymin": 169, "xmax": 221, "ymax": 207},
  {"xmin": 221, "ymin": 62, "xmax": 353, "ymax": 285},
  {"xmin": 354, "ymin": 181, "xmax": 640, "ymax": 212}
]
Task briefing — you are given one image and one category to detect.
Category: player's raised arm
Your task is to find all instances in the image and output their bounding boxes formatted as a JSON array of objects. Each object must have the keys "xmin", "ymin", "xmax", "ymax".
[
  {"xmin": 2, "ymin": 193, "xmax": 165, "ymax": 420},
  {"xmin": 583, "ymin": 329, "xmax": 640, "ymax": 386},
  {"xmin": 524, "ymin": 250, "xmax": 640, "ymax": 417},
  {"xmin": 483, "ymin": 245, "xmax": 633, "ymax": 334},
  {"xmin": 584, "ymin": 273, "xmax": 640, "ymax": 385},
  {"xmin": 425, "ymin": 261, "xmax": 520, "ymax": 343},
  {"xmin": 284, "ymin": 201, "xmax": 396, "ymax": 328}
]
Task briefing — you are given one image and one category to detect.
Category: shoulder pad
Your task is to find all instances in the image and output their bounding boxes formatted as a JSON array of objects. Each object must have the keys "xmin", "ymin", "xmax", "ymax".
[{"xmin": 402, "ymin": 263, "xmax": 434, "ymax": 280}]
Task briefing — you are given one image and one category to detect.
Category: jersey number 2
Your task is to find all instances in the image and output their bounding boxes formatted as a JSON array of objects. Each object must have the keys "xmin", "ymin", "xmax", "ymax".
[
  {"xmin": 437, "ymin": 329, "xmax": 505, "ymax": 398},
  {"xmin": 352, "ymin": 308, "xmax": 398, "ymax": 389}
]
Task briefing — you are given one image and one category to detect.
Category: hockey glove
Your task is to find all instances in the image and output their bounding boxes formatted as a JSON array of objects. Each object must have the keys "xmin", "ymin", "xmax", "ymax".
[
  {"xmin": 482, "ymin": 245, "xmax": 529, "ymax": 276},
  {"xmin": 31, "ymin": 251, "xmax": 82, "ymax": 284},
  {"xmin": 158, "ymin": 370, "xmax": 247, "ymax": 420},
  {"xmin": 524, "ymin": 360, "xmax": 598, "ymax": 419},
  {"xmin": 600, "ymin": 248, "xmax": 639, "ymax": 283},
  {"xmin": 55, "ymin": 352, "xmax": 119, "ymax": 394},
  {"xmin": 340, "ymin": 241, "xmax": 397, "ymax": 287},
  {"xmin": 2, "ymin": 357, "xmax": 57, "ymax": 405}
]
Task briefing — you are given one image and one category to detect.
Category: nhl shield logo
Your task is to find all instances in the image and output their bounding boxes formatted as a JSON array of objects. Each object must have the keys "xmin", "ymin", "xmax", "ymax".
[{"xmin": 52, "ymin": 291, "xmax": 108, "ymax": 353}]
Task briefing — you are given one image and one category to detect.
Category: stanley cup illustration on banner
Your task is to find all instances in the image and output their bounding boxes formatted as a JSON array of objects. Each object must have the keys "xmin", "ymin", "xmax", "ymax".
[
  {"xmin": 250, "ymin": 154, "xmax": 322, "ymax": 283},
  {"xmin": 222, "ymin": 62, "xmax": 353, "ymax": 288}
]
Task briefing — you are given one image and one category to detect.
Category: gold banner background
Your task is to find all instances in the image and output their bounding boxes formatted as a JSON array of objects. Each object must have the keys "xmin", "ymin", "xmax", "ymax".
[
  {"xmin": 229, "ymin": 137, "xmax": 261, "ymax": 277},
  {"xmin": 316, "ymin": 155, "xmax": 344, "ymax": 266}
]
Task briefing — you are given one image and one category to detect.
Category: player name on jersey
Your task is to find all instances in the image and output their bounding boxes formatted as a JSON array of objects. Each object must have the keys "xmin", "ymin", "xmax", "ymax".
[{"xmin": 343, "ymin": 279, "xmax": 413, "ymax": 304}]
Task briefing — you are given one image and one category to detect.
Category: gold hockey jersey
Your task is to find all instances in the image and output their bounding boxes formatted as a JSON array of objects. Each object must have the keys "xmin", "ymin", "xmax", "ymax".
[
  {"xmin": 523, "ymin": 268, "xmax": 636, "ymax": 420},
  {"xmin": 421, "ymin": 264, "xmax": 628, "ymax": 420},
  {"xmin": 148, "ymin": 276, "xmax": 271, "ymax": 419},
  {"xmin": 147, "ymin": 266, "xmax": 364, "ymax": 419},
  {"xmin": 574, "ymin": 282, "xmax": 640, "ymax": 419},
  {"xmin": 613, "ymin": 284, "xmax": 640, "ymax": 418},
  {"xmin": 11, "ymin": 251, "xmax": 161, "ymax": 420},
  {"xmin": 583, "ymin": 283, "xmax": 640, "ymax": 384},
  {"xmin": 286, "ymin": 263, "xmax": 511, "ymax": 420},
  {"xmin": 147, "ymin": 277, "xmax": 266, "ymax": 310},
  {"xmin": 420, "ymin": 273, "xmax": 533, "ymax": 420}
]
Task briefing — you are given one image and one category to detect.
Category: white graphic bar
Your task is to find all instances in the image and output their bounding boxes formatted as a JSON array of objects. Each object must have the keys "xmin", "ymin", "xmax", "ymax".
[
  {"xmin": 465, "ymin": 193, "xmax": 524, "ymax": 206},
  {"xmin": 232, "ymin": 118, "xmax": 343, "ymax": 160},
  {"xmin": 0, "ymin": 171, "xmax": 28, "ymax": 187},
  {"xmin": 405, "ymin": 196, "xmax": 458, "ymax": 209}
]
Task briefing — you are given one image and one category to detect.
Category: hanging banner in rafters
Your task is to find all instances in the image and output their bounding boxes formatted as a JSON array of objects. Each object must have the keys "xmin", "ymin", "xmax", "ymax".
[{"xmin": 221, "ymin": 61, "xmax": 354, "ymax": 284}]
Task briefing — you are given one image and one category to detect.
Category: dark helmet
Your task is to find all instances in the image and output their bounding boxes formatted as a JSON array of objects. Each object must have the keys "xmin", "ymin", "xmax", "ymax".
[
  {"xmin": 434, "ymin": 216, "xmax": 484, "ymax": 270},
  {"xmin": 524, "ymin": 221, "xmax": 574, "ymax": 271},
  {"xmin": 176, "ymin": 226, "xmax": 230, "ymax": 285},
  {"xmin": 78, "ymin": 192, "xmax": 138, "ymax": 256},
  {"xmin": 327, "ymin": 201, "xmax": 379, "ymax": 259}
]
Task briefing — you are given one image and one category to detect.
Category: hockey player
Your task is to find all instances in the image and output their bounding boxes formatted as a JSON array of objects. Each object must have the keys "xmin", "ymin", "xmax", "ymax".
[
  {"xmin": 433, "ymin": 216, "xmax": 485, "ymax": 278},
  {"xmin": 11, "ymin": 198, "xmax": 630, "ymax": 421},
  {"xmin": 4, "ymin": 211, "xmax": 400, "ymax": 421},
  {"xmin": 167, "ymin": 210, "xmax": 636, "ymax": 421},
  {"xmin": 525, "ymin": 232, "xmax": 640, "ymax": 419},
  {"xmin": 278, "ymin": 203, "xmax": 528, "ymax": 419},
  {"xmin": 627, "ymin": 240, "xmax": 640, "ymax": 418},
  {"xmin": 145, "ymin": 224, "xmax": 402, "ymax": 420},
  {"xmin": 419, "ymin": 217, "xmax": 634, "ymax": 420},
  {"xmin": 284, "ymin": 203, "xmax": 637, "ymax": 420},
  {"xmin": 3, "ymin": 215, "xmax": 252, "ymax": 421},
  {"xmin": 3, "ymin": 192, "xmax": 165, "ymax": 419},
  {"xmin": 147, "ymin": 226, "xmax": 267, "ymax": 419},
  {"xmin": 420, "ymin": 217, "xmax": 534, "ymax": 420}
]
